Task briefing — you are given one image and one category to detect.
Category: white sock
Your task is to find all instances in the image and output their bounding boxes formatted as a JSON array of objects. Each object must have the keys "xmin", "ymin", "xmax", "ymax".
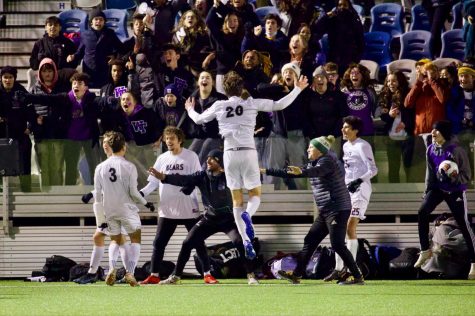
[
  {"xmin": 347, "ymin": 239, "xmax": 359, "ymax": 261},
  {"xmin": 203, "ymin": 270, "xmax": 211, "ymax": 276},
  {"xmin": 88, "ymin": 246, "xmax": 104, "ymax": 274},
  {"xmin": 119, "ymin": 243, "xmax": 129, "ymax": 268},
  {"xmin": 233, "ymin": 207, "xmax": 249, "ymax": 242},
  {"xmin": 108, "ymin": 243, "xmax": 120, "ymax": 270},
  {"xmin": 470, "ymin": 263, "xmax": 475, "ymax": 274},
  {"xmin": 126, "ymin": 243, "xmax": 141, "ymax": 274},
  {"xmin": 334, "ymin": 253, "xmax": 344, "ymax": 271},
  {"xmin": 246, "ymin": 196, "xmax": 261, "ymax": 217}
]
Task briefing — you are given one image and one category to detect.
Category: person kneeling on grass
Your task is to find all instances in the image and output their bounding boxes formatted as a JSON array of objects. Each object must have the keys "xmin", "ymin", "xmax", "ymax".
[
  {"xmin": 261, "ymin": 135, "xmax": 364, "ymax": 285},
  {"xmin": 148, "ymin": 149, "xmax": 259, "ymax": 285}
]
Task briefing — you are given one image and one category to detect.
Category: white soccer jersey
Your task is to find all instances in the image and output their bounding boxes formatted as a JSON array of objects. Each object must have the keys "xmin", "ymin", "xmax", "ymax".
[
  {"xmin": 94, "ymin": 155, "xmax": 147, "ymax": 218},
  {"xmin": 146, "ymin": 148, "xmax": 201, "ymax": 219},
  {"xmin": 342, "ymin": 138, "xmax": 378, "ymax": 184},
  {"xmin": 187, "ymin": 87, "xmax": 302, "ymax": 150}
]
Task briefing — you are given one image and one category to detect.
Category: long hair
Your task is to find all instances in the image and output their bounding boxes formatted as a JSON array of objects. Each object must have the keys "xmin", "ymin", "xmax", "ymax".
[
  {"xmin": 222, "ymin": 13, "xmax": 242, "ymax": 35},
  {"xmin": 340, "ymin": 63, "xmax": 372, "ymax": 89},
  {"xmin": 378, "ymin": 71, "xmax": 409, "ymax": 112},
  {"xmin": 173, "ymin": 9, "xmax": 208, "ymax": 35}
]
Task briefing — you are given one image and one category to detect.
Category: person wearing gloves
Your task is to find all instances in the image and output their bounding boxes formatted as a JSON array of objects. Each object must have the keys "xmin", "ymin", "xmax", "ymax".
[
  {"xmin": 324, "ymin": 115, "xmax": 377, "ymax": 282},
  {"xmin": 262, "ymin": 135, "xmax": 365, "ymax": 285},
  {"xmin": 413, "ymin": 120, "xmax": 475, "ymax": 280}
]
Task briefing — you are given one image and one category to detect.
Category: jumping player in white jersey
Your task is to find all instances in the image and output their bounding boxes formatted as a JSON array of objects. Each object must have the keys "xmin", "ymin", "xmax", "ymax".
[
  {"xmin": 325, "ymin": 115, "xmax": 378, "ymax": 282},
  {"xmin": 140, "ymin": 126, "xmax": 214, "ymax": 285},
  {"xmin": 94, "ymin": 131, "xmax": 154, "ymax": 286},
  {"xmin": 185, "ymin": 71, "xmax": 309, "ymax": 259}
]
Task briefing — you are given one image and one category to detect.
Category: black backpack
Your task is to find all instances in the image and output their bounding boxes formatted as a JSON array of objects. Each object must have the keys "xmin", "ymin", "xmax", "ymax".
[
  {"xmin": 356, "ymin": 238, "xmax": 378, "ymax": 279},
  {"xmin": 69, "ymin": 263, "xmax": 105, "ymax": 281},
  {"xmin": 42, "ymin": 255, "xmax": 77, "ymax": 282},
  {"xmin": 305, "ymin": 246, "xmax": 335, "ymax": 279}
]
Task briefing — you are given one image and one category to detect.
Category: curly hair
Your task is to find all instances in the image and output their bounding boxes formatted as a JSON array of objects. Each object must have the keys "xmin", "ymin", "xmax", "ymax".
[
  {"xmin": 340, "ymin": 63, "xmax": 372, "ymax": 89},
  {"xmin": 173, "ymin": 9, "xmax": 208, "ymax": 35},
  {"xmin": 378, "ymin": 71, "xmax": 409, "ymax": 112}
]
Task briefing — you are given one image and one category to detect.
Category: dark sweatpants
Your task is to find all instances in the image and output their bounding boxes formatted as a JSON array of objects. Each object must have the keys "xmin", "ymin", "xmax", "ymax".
[
  {"xmin": 173, "ymin": 214, "xmax": 254, "ymax": 277},
  {"xmin": 293, "ymin": 210, "xmax": 362, "ymax": 279},
  {"xmin": 418, "ymin": 189, "xmax": 475, "ymax": 263},
  {"xmin": 150, "ymin": 217, "xmax": 209, "ymax": 275}
]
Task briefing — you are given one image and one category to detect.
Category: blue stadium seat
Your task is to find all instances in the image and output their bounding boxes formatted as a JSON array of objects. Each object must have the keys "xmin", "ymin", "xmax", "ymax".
[
  {"xmin": 255, "ymin": 6, "xmax": 279, "ymax": 25},
  {"xmin": 410, "ymin": 4, "xmax": 430, "ymax": 31},
  {"xmin": 440, "ymin": 29, "xmax": 466, "ymax": 60},
  {"xmin": 58, "ymin": 9, "xmax": 88, "ymax": 34},
  {"xmin": 399, "ymin": 30, "xmax": 432, "ymax": 60},
  {"xmin": 105, "ymin": 0, "xmax": 137, "ymax": 10},
  {"xmin": 451, "ymin": 2, "xmax": 462, "ymax": 30},
  {"xmin": 370, "ymin": 3, "xmax": 405, "ymax": 37},
  {"xmin": 103, "ymin": 9, "xmax": 129, "ymax": 42},
  {"xmin": 362, "ymin": 31, "xmax": 392, "ymax": 67}
]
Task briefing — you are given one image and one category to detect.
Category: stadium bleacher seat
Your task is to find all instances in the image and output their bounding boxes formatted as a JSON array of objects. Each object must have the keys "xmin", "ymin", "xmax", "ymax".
[
  {"xmin": 103, "ymin": 9, "xmax": 129, "ymax": 42},
  {"xmin": 370, "ymin": 3, "xmax": 405, "ymax": 37},
  {"xmin": 387, "ymin": 59, "xmax": 417, "ymax": 87},
  {"xmin": 440, "ymin": 29, "xmax": 466, "ymax": 61},
  {"xmin": 410, "ymin": 4, "xmax": 430, "ymax": 32},
  {"xmin": 105, "ymin": 0, "xmax": 137, "ymax": 10},
  {"xmin": 72, "ymin": 0, "xmax": 102, "ymax": 9},
  {"xmin": 432, "ymin": 57, "xmax": 461, "ymax": 69},
  {"xmin": 359, "ymin": 59, "xmax": 379, "ymax": 80},
  {"xmin": 57, "ymin": 9, "xmax": 88, "ymax": 34},
  {"xmin": 451, "ymin": 2, "xmax": 463, "ymax": 30},
  {"xmin": 363, "ymin": 31, "xmax": 392, "ymax": 68},
  {"xmin": 399, "ymin": 30, "xmax": 432, "ymax": 60},
  {"xmin": 255, "ymin": 6, "xmax": 279, "ymax": 25}
]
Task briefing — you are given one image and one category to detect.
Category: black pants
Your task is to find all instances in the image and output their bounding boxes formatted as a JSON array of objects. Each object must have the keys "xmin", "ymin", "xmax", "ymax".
[
  {"xmin": 418, "ymin": 189, "xmax": 475, "ymax": 262},
  {"xmin": 174, "ymin": 214, "xmax": 254, "ymax": 277},
  {"xmin": 150, "ymin": 217, "xmax": 209, "ymax": 275},
  {"xmin": 293, "ymin": 210, "xmax": 362, "ymax": 278},
  {"xmin": 426, "ymin": 4, "xmax": 451, "ymax": 57}
]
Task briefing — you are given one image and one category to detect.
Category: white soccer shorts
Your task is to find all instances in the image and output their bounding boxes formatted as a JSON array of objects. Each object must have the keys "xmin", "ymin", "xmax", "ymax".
[
  {"xmin": 349, "ymin": 181, "xmax": 372, "ymax": 220},
  {"xmin": 107, "ymin": 212, "xmax": 142, "ymax": 235},
  {"xmin": 224, "ymin": 149, "xmax": 261, "ymax": 190}
]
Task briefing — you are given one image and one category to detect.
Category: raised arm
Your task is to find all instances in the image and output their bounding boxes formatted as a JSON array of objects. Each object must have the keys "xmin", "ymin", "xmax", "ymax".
[
  {"xmin": 257, "ymin": 75, "xmax": 308, "ymax": 112},
  {"xmin": 185, "ymin": 96, "xmax": 218, "ymax": 124}
]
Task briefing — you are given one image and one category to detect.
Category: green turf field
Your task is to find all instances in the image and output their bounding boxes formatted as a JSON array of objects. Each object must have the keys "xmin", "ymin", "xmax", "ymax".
[{"xmin": 1, "ymin": 279, "xmax": 474, "ymax": 316}]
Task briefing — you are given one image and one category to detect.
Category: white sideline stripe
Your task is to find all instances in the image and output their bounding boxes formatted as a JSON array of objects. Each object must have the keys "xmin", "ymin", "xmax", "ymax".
[{"xmin": 0, "ymin": 283, "xmax": 320, "ymax": 289}]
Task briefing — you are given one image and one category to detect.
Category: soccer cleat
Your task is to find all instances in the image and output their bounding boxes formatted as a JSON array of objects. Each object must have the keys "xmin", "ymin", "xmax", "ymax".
[
  {"xmin": 159, "ymin": 275, "xmax": 181, "ymax": 285},
  {"xmin": 277, "ymin": 270, "xmax": 301, "ymax": 284},
  {"xmin": 247, "ymin": 273, "xmax": 259, "ymax": 285},
  {"xmin": 468, "ymin": 263, "xmax": 475, "ymax": 280},
  {"xmin": 243, "ymin": 241, "xmax": 256, "ymax": 260},
  {"xmin": 241, "ymin": 211, "xmax": 255, "ymax": 240},
  {"xmin": 414, "ymin": 249, "xmax": 432, "ymax": 268},
  {"xmin": 204, "ymin": 274, "xmax": 219, "ymax": 284},
  {"xmin": 75, "ymin": 273, "xmax": 98, "ymax": 284},
  {"xmin": 105, "ymin": 268, "xmax": 117, "ymax": 286},
  {"xmin": 140, "ymin": 274, "xmax": 160, "ymax": 285},
  {"xmin": 338, "ymin": 276, "xmax": 365, "ymax": 285},
  {"xmin": 323, "ymin": 269, "xmax": 350, "ymax": 282},
  {"xmin": 124, "ymin": 272, "xmax": 139, "ymax": 287}
]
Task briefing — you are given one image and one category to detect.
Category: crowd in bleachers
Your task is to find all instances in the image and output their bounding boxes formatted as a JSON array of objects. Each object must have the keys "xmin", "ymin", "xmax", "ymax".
[{"xmin": 0, "ymin": 0, "xmax": 474, "ymax": 191}]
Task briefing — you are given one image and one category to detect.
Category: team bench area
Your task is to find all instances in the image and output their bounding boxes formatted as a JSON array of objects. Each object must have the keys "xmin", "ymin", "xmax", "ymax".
[{"xmin": 1, "ymin": 184, "xmax": 474, "ymax": 278}]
